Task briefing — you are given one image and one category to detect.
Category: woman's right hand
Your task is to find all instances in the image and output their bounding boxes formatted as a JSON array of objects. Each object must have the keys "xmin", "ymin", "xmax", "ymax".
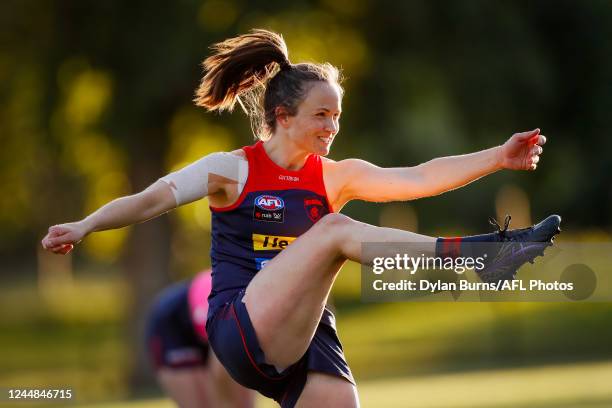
[{"xmin": 41, "ymin": 221, "xmax": 90, "ymax": 255}]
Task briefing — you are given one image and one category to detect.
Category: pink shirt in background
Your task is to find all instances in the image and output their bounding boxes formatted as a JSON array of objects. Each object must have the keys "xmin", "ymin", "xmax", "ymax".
[{"xmin": 188, "ymin": 270, "xmax": 212, "ymax": 342}]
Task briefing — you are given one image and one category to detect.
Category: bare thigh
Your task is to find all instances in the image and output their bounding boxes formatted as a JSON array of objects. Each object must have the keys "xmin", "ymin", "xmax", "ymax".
[{"xmin": 295, "ymin": 372, "xmax": 359, "ymax": 408}]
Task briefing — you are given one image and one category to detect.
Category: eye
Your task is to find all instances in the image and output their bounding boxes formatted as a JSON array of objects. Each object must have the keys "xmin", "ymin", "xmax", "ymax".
[{"xmin": 316, "ymin": 112, "xmax": 326, "ymax": 117}]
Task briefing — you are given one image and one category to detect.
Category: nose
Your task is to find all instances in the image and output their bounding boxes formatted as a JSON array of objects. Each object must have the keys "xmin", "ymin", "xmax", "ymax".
[{"xmin": 324, "ymin": 118, "xmax": 339, "ymax": 135}]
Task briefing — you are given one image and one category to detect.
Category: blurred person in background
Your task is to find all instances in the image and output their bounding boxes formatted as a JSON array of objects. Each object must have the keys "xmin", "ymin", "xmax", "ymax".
[
  {"xmin": 146, "ymin": 269, "xmax": 255, "ymax": 407},
  {"xmin": 42, "ymin": 29, "xmax": 560, "ymax": 407}
]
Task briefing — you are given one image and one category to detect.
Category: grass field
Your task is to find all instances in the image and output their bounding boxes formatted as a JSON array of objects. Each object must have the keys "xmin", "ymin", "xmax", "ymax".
[
  {"xmin": 2, "ymin": 245, "xmax": 611, "ymax": 407},
  {"xmin": 72, "ymin": 360, "xmax": 612, "ymax": 408}
]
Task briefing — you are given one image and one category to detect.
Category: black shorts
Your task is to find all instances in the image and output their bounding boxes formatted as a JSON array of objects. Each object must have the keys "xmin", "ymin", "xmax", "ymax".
[
  {"xmin": 207, "ymin": 289, "xmax": 354, "ymax": 407},
  {"xmin": 145, "ymin": 281, "xmax": 209, "ymax": 369}
]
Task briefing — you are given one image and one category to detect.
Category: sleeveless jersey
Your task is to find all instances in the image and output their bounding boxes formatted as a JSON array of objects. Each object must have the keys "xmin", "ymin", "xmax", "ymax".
[{"xmin": 207, "ymin": 141, "xmax": 332, "ymax": 318}]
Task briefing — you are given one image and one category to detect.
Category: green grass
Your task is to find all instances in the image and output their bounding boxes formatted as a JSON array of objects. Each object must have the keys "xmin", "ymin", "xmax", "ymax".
[
  {"xmin": 2, "ymin": 250, "xmax": 612, "ymax": 406},
  {"xmin": 0, "ymin": 276, "xmax": 131, "ymax": 401},
  {"xmin": 338, "ymin": 301, "xmax": 612, "ymax": 379},
  {"xmin": 71, "ymin": 360, "xmax": 612, "ymax": 408}
]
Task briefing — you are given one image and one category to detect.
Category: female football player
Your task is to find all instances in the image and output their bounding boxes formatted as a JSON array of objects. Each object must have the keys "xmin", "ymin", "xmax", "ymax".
[{"xmin": 42, "ymin": 29, "xmax": 560, "ymax": 407}]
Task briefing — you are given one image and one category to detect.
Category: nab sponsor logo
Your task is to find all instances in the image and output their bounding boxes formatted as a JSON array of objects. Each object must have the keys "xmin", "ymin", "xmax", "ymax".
[
  {"xmin": 252, "ymin": 234, "xmax": 296, "ymax": 251},
  {"xmin": 255, "ymin": 195, "xmax": 284, "ymax": 211}
]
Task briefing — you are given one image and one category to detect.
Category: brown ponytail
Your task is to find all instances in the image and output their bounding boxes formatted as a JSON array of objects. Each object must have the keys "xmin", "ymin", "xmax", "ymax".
[
  {"xmin": 194, "ymin": 29, "xmax": 288, "ymax": 112},
  {"xmin": 195, "ymin": 29, "xmax": 343, "ymax": 140}
]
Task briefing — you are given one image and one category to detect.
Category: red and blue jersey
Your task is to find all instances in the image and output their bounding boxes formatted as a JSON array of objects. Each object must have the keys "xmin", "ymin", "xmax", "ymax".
[{"xmin": 208, "ymin": 141, "xmax": 332, "ymax": 317}]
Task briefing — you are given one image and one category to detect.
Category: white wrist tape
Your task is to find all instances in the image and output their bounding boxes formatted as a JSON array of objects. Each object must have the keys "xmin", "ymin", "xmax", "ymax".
[{"xmin": 160, "ymin": 152, "xmax": 248, "ymax": 206}]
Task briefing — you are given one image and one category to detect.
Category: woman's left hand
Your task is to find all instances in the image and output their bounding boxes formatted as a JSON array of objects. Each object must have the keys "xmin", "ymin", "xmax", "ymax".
[{"xmin": 500, "ymin": 128, "xmax": 546, "ymax": 170}]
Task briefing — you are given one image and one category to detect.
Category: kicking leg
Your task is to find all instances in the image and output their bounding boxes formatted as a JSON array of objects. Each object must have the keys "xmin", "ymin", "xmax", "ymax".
[
  {"xmin": 243, "ymin": 213, "xmax": 435, "ymax": 369},
  {"xmin": 244, "ymin": 212, "xmax": 560, "ymax": 369}
]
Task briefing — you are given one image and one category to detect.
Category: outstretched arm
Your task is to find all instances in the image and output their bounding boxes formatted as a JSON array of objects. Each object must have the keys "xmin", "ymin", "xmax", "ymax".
[
  {"xmin": 412, "ymin": 128, "xmax": 545, "ymax": 197},
  {"xmin": 41, "ymin": 181, "xmax": 177, "ymax": 254},
  {"xmin": 42, "ymin": 151, "xmax": 247, "ymax": 254},
  {"xmin": 330, "ymin": 129, "xmax": 545, "ymax": 205}
]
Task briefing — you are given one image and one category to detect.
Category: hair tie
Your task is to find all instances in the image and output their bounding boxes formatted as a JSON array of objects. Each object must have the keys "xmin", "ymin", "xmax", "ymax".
[{"xmin": 280, "ymin": 60, "xmax": 292, "ymax": 71}]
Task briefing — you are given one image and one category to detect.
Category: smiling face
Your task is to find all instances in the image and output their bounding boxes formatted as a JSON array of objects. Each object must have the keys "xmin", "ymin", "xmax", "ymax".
[{"xmin": 277, "ymin": 81, "xmax": 342, "ymax": 156}]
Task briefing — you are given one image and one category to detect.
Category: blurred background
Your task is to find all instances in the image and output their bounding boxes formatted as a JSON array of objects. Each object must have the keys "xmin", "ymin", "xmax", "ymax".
[{"xmin": 1, "ymin": 0, "xmax": 611, "ymax": 407}]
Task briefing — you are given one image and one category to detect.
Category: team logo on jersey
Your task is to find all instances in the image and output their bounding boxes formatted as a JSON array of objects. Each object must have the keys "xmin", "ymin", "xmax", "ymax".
[
  {"xmin": 252, "ymin": 234, "xmax": 296, "ymax": 251},
  {"xmin": 304, "ymin": 197, "xmax": 328, "ymax": 222},
  {"xmin": 254, "ymin": 195, "xmax": 285, "ymax": 222}
]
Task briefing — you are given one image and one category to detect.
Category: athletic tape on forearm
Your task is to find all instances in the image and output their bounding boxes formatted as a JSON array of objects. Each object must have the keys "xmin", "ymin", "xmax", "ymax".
[{"xmin": 159, "ymin": 152, "xmax": 248, "ymax": 206}]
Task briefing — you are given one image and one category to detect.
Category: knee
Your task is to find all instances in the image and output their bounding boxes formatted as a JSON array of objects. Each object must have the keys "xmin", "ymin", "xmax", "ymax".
[{"xmin": 311, "ymin": 213, "xmax": 355, "ymax": 252}]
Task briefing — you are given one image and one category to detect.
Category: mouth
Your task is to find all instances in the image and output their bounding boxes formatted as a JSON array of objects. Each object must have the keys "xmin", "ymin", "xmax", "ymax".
[{"xmin": 318, "ymin": 136, "xmax": 333, "ymax": 144}]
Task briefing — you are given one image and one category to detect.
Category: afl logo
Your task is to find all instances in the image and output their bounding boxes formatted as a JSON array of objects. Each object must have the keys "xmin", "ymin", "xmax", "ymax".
[{"xmin": 255, "ymin": 195, "xmax": 285, "ymax": 211}]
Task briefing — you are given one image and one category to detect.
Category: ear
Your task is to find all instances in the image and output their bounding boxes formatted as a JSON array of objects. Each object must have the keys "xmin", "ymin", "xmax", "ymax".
[{"xmin": 275, "ymin": 106, "xmax": 291, "ymax": 129}]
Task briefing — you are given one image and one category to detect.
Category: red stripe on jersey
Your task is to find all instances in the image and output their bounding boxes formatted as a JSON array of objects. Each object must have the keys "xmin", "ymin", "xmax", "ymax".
[{"xmin": 210, "ymin": 141, "xmax": 331, "ymax": 213}]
